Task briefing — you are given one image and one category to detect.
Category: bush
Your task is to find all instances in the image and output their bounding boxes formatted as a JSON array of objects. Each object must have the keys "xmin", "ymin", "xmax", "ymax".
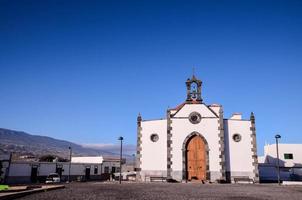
[{"xmin": 0, "ymin": 185, "xmax": 9, "ymax": 191}]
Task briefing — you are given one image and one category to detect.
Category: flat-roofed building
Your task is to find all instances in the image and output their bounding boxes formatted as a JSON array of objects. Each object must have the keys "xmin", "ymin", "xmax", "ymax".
[{"xmin": 259, "ymin": 144, "xmax": 302, "ymax": 182}]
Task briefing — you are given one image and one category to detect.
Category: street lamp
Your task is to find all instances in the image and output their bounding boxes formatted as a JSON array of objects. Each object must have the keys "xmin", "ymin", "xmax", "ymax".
[
  {"xmin": 275, "ymin": 134, "xmax": 281, "ymax": 185},
  {"xmin": 68, "ymin": 146, "xmax": 72, "ymax": 183},
  {"xmin": 118, "ymin": 136, "xmax": 123, "ymax": 184}
]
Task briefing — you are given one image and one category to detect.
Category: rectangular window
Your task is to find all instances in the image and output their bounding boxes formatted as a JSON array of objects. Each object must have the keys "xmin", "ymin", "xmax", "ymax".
[
  {"xmin": 94, "ymin": 166, "xmax": 98, "ymax": 174},
  {"xmin": 284, "ymin": 153, "xmax": 293, "ymax": 159},
  {"xmin": 112, "ymin": 166, "xmax": 116, "ymax": 173},
  {"xmin": 104, "ymin": 166, "xmax": 109, "ymax": 173}
]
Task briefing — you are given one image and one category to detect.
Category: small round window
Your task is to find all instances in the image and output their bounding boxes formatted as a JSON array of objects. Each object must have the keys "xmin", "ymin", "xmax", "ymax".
[
  {"xmin": 150, "ymin": 134, "xmax": 159, "ymax": 142},
  {"xmin": 232, "ymin": 134, "xmax": 242, "ymax": 142},
  {"xmin": 189, "ymin": 112, "xmax": 201, "ymax": 124}
]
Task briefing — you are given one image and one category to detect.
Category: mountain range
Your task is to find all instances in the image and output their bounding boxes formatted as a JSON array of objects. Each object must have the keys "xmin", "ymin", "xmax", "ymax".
[{"xmin": 0, "ymin": 128, "xmax": 135, "ymax": 160}]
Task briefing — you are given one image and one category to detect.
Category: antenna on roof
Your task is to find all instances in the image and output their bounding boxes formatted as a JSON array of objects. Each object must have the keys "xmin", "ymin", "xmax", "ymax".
[{"xmin": 192, "ymin": 67, "xmax": 195, "ymax": 76}]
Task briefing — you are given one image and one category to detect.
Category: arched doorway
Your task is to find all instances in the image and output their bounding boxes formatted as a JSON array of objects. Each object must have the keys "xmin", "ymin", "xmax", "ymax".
[{"xmin": 185, "ymin": 134, "xmax": 207, "ymax": 181}]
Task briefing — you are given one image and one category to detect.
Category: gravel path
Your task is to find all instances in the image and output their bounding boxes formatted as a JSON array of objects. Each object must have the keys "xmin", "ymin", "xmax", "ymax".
[{"xmin": 18, "ymin": 182, "xmax": 302, "ymax": 200}]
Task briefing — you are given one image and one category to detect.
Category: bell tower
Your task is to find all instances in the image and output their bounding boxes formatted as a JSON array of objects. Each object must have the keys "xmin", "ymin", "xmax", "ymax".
[{"xmin": 186, "ymin": 75, "xmax": 202, "ymax": 103}]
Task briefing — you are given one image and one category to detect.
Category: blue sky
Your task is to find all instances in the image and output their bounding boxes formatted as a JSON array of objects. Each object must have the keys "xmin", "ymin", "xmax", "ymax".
[{"xmin": 0, "ymin": 0, "xmax": 302, "ymax": 155}]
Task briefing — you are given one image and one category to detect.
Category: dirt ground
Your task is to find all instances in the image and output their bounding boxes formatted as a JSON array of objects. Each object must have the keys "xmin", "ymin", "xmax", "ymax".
[{"xmin": 18, "ymin": 182, "xmax": 302, "ymax": 200}]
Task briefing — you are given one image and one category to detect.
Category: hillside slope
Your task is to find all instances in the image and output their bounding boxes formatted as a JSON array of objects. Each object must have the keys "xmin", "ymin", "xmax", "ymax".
[{"xmin": 0, "ymin": 128, "xmax": 116, "ymax": 158}]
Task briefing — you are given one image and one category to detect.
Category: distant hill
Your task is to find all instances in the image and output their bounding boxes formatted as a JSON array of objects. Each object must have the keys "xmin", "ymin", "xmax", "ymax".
[{"xmin": 0, "ymin": 128, "xmax": 131, "ymax": 160}]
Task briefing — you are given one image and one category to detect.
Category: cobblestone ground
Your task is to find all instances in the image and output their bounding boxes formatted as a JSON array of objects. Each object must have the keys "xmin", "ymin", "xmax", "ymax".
[{"xmin": 19, "ymin": 182, "xmax": 302, "ymax": 200}]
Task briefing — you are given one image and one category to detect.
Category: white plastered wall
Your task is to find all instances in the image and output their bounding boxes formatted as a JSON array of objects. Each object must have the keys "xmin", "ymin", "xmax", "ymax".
[
  {"xmin": 263, "ymin": 144, "xmax": 302, "ymax": 167},
  {"xmin": 173, "ymin": 104, "xmax": 217, "ymax": 118},
  {"xmin": 171, "ymin": 104, "xmax": 221, "ymax": 181},
  {"xmin": 208, "ymin": 104, "xmax": 221, "ymax": 116},
  {"xmin": 9, "ymin": 162, "xmax": 103, "ymax": 176},
  {"xmin": 9, "ymin": 163, "xmax": 32, "ymax": 176},
  {"xmin": 140, "ymin": 119, "xmax": 167, "ymax": 179},
  {"xmin": 71, "ymin": 156, "xmax": 103, "ymax": 164},
  {"xmin": 259, "ymin": 144, "xmax": 302, "ymax": 181},
  {"xmin": 224, "ymin": 119, "xmax": 254, "ymax": 179}
]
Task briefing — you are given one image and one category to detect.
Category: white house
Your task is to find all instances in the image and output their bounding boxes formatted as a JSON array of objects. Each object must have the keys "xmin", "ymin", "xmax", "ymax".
[
  {"xmin": 259, "ymin": 144, "xmax": 302, "ymax": 182},
  {"xmin": 136, "ymin": 75, "xmax": 259, "ymax": 183},
  {"xmin": 4, "ymin": 156, "xmax": 121, "ymax": 184}
]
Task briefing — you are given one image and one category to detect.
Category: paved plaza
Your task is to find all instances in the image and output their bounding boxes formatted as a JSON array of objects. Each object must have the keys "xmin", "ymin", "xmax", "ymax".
[{"xmin": 18, "ymin": 182, "xmax": 302, "ymax": 200}]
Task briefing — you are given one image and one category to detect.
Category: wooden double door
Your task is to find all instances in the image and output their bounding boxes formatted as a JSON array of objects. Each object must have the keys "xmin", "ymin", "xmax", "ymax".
[{"xmin": 186, "ymin": 135, "xmax": 206, "ymax": 181}]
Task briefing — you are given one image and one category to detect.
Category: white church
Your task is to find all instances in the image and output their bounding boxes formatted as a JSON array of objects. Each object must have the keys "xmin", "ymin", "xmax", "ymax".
[{"xmin": 136, "ymin": 75, "xmax": 259, "ymax": 183}]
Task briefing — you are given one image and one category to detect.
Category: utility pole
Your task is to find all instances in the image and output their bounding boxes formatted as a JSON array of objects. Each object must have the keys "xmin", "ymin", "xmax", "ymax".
[
  {"xmin": 118, "ymin": 137, "xmax": 123, "ymax": 184},
  {"xmin": 275, "ymin": 134, "xmax": 281, "ymax": 185},
  {"xmin": 68, "ymin": 146, "xmax": 72, "ymax": 183}
]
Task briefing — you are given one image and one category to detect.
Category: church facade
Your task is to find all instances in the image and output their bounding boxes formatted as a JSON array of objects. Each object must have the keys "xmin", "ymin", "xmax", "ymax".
[{"xmin": 136, "ymin": 75, "xmax": 259, "ymax": 183}]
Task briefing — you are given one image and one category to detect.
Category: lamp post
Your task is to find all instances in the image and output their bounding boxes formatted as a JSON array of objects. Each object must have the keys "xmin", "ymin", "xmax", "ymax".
[
  {"xmin": 118, "ymin": 136, "xmax": 123, "ymax": 184},
  {"xmin": 68, "ymin": 146, "xmax": 72, "ymax": 183},
  {"xmin": 275, "ymin": 134, "xmax": 281, "ymax": 185}
]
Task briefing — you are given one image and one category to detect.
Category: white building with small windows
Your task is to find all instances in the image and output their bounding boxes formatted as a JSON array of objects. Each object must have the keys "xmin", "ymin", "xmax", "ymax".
[
  {"xmin": 136, "ymin": 75, "xmax": 259, "ymax": 183},
  {"xmin": 3, "ymin": 156, "xmax": 121, "ymax": 184},
  {"xmin": 258, "ymin": 144, "xmax": 302, "ymax": 182}
]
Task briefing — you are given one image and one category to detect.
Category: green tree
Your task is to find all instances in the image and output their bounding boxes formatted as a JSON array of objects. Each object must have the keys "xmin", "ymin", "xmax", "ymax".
[{"xmin": 0, "ymin": 161, "xmax": 3, "ymax": 183}]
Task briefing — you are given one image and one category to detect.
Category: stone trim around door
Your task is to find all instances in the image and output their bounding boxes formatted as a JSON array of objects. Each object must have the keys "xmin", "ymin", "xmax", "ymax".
[
  {"xmin": 167, "ymin": 110, "xmax": 173, "ymax": 179},
  {"xmin": 250, "ymin": 112, "xmax": 260, "ymax": 183},
  {"xmin": 136, "ymin": 113, "xmax": 142, "ymax": 181},
  {"xmin": 182, "ymin": 132, "xmax": 210, "ymax": 181},
  {"xmin": 218, "ymin": 107, "xmax": 226, "ymax": 182}
]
